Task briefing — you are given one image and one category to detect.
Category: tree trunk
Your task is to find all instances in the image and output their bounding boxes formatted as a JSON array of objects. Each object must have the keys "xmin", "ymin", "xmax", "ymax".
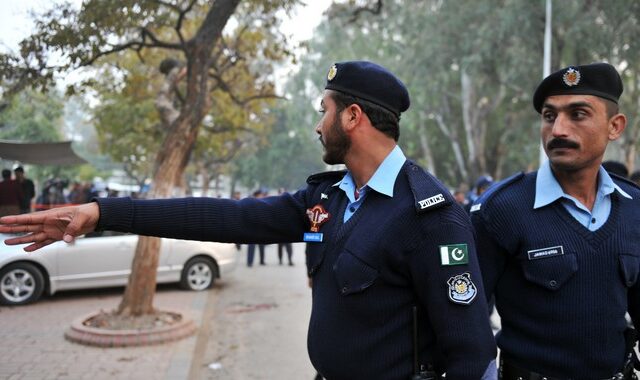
[
  {"xmin": 433, "ymin": 112, "xmax": 468, "ymax": 182},
  {"xmin": 116, "ymin": 0, "xmax": 242, "ymax": 316},
  {"xmin": 201, "ymin": 163, "xmax": 212, "ymax": 196},
  {"xmin": 461, "ymin": 69, "xmax": 478, "ymax": 176},
  {"xmin": 623, "ymin": 69, "xmax": 640, "ymax": 175},
  {"xmin": 416, "ymin": 111, "xmax": 436, "ymax": 175}
]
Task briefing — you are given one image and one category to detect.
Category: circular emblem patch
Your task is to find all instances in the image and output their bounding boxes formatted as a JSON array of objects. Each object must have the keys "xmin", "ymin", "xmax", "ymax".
[
  {"xmin": 562, "ymin": 68, "xmax": 581, "ymax": 86},
  {"xmin": 327, "ymin": 64, "xmax": 337, "ymax": 81}
]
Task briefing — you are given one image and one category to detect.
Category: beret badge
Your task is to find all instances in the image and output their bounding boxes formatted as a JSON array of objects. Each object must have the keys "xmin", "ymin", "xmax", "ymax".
[
  {"xmin": 562, "ymin": 68, "xmax": 581, "ymax": 87},
  {"xmin": 327, "ymin": 64, "xmax": 337, "ymax": 81}
]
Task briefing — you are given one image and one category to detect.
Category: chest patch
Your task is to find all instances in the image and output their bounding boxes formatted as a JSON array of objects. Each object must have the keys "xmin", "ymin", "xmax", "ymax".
[
  {"xmin": 527, "ymin": 245, "xmax": 564, "ymax": 260},
  {"xmin": 306, "ymin": 204, "xmax": 331, "ymax": 232}
]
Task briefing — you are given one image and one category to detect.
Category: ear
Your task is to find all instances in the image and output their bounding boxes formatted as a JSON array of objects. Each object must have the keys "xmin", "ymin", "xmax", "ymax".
[
  {"xmin": 342, "ymin": 104, "xmax": 364, "ymax": 132},
  {"xmin": 608, "ymin": 113, "xmax": 626, "ymax": 141}
]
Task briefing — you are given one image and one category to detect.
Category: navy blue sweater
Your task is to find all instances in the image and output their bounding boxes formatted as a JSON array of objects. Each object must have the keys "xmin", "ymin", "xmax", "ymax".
[
  {"xmin": 96, "ymin": 161, "xmax": 496, "ymax": 379},
  {"xmin": 471, "ymin": 172, "xmax": 640, "ymax": 379}
]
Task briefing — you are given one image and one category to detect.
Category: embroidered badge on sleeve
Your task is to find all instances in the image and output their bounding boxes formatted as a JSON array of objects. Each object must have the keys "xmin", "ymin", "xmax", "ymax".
[
  {"xmin": 440, "ymin": 244, "xmax": 469, "ymax": 266},
  {"xmin": 447, "ymin": 272, "xmax": 477, "ymax": 305}
]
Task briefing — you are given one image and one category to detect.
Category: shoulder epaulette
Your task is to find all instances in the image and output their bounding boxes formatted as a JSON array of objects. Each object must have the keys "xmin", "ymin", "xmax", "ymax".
[
  {"xmin": 306, "ymin": 170, "xmax": 347, "ymax": 185},
  {"xmin": 469, "ymin": 171, "xmax": 525, "ymax": 213},
  {"xmin": 404, "ymin": 161, "xmax": 453, "ymax": 214}
]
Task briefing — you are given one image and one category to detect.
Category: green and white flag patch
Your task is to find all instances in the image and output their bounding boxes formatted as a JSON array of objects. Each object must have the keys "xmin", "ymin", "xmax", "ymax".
[{"xmin": 439, "ymin": 244, "xmax": 469, "ymax": 266}]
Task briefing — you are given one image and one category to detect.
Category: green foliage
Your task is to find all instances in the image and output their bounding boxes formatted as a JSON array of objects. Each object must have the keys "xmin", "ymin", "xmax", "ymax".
[
  {"xmin": 231, "ymin": 103, "xmax": 324, "ymax": 191},
  {"xmin": 91, "ymin": 51, "xmax": 163, "ymax": 184},
  {"xmin": 0, "ymin": 89, "xmax": 100, "ymax": 187},
  {"xmin": 85, "ymin": 1, "xmax": 299, "ymax": 186},
  {"xmin": 284, "ymin": 0, "xmax": 640, "ymax": 187},
  {"xmin": 0, "ymin": 89, "xmax": 64, "ymax": 142}
]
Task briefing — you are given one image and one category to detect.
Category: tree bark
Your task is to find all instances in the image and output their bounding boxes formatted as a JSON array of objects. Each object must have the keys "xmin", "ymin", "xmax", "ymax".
[{"xmin": 117, "ymin": 0, "xmax": 242, "ymax": 316}]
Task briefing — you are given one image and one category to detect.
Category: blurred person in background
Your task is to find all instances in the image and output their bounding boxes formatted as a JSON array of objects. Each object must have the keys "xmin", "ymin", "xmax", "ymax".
[
  {"xmin": 0, "ymin": 169, "xmax": 22, "ymax": 217},
  {"xmin": 13, "ymin": 167, "xmax": 35, "ymax": 214}
]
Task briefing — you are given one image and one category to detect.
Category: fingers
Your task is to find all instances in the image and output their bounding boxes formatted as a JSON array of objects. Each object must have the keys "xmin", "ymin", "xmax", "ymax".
[
  {"xmin": 0, "ymin": 211, "xmax": 49, "ymax": 226},
  {"xmin": 0, "ymin": 224, "xmax": 42, "ymax": 234},
  {"xmin": 24, "ymin": 239, "xmax": 56, "ymax": 252},
  {"xmin": 4, "ymin": 231, "xmax": 49, "ymax": 246},
  {"xmin": 0, "ymin": 210, "xmax": 59, "ymax": 235},
  {"xmin": 0, "ymin": 203, "xmax": 100, "ymax": 252}
]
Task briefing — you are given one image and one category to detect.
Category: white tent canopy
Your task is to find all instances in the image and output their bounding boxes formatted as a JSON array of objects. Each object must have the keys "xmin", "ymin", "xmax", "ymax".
[{"xmin": 0, "ymin": 140, "xmax": 87, "ymax": 165}]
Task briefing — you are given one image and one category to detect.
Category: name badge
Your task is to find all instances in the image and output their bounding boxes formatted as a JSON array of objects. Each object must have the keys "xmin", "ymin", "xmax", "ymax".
[
  {"xmin": 527, "ymin": 245, "xmax": 564, "ymax": 260},
  {"xmin": 304, "ymin": 232, "xmax": 323, "ymax": 243}
]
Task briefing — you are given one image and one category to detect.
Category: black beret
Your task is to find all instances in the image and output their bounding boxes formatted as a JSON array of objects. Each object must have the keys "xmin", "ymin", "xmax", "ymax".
[
  {"xmin": 324, "ymin": 61, "xmax": 410, "ymax": 117},
  {"xmin": 533, "ymin": 62, "xmax": 623, "ymax": 113}
]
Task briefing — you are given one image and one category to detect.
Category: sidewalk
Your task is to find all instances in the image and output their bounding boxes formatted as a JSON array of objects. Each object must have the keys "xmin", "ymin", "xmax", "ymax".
[
  {"xmin": 189, "ymin": 243, "xmax": 315, "ymax": 379},
  {"xmin": 0, "ymin": 283, "xmax": 205, "ymax": 380}
]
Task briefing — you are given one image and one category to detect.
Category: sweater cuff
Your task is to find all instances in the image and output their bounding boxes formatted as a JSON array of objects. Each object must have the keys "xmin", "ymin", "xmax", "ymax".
[{"xmin": 93, "ymin": 197, "xmax": 134, "ymax": 232}]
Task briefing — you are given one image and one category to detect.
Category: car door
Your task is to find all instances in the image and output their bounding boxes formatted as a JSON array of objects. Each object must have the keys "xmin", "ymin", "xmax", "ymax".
[{"xmin": 52, "ymin": 231, "xmax": 138, "ymax": 291}]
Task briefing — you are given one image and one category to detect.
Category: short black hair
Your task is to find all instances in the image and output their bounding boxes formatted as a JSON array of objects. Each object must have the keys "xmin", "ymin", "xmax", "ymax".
[
  {"xmin": 13, "ymin": 166, "xmax": 24, "ymax": 174},
  {"xmin": 330, "ymin": 91, "xmax": 400, "ymax": 141},
  {"xmin": 603, "ymin": 98, "xmax": 619, "ymax": 119},
  {"xmin": 2, "ymin": 169, "xmax": 11, "ymax": 179}
]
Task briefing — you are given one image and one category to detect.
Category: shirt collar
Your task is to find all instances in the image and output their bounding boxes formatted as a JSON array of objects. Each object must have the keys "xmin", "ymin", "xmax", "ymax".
[
  {"xmin": 334, "ymin": 145, "xmax": 406, "ymax": 198},
  {"xmin": 534, "ymin": 160, "xmax": 632, "ymax": 209}
]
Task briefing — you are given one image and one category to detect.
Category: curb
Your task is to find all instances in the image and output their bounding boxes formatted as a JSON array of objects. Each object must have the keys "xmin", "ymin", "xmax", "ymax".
[{"xmin": 64, "ymin": 309, "xmax": 197, "ymax": 348}]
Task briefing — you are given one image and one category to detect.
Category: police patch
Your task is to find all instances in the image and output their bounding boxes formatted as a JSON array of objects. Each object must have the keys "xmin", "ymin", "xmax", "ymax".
[
  {"xmin": 447, "ymin": 273, "xmax": 477, "ymax": 305},
  {"xmin": 418, "ymin": 193, "xmax": 445, "ymax": 210},
  {"xmin": 440, "ymin": 244, "xmax": 468, "ymax": 266}
]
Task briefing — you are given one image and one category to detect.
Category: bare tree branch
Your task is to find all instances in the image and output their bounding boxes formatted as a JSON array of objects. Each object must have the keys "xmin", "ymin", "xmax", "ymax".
[
  {"xmin": 349, "ymin": 0, "xmax": 383, "ymax": 22},
  {"xmin": 202, "ymin": 124, "xmax": 255, "ymax": 134},
  {"xmin": 152, "ymin": 0, "xmax": 199, "ymax": 45},
  {"xmin": 140, "ymin": 27, "xmax": 183, "ymax": 50},
  {"xmin": 175, "ymin": 0, "xmax": 199, "ymax": 44},
  {"xmin": 208, "ymin": 72, "xmax": 284, "ymax": 106}
]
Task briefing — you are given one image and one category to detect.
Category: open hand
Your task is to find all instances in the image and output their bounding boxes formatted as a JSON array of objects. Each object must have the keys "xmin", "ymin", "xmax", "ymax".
[{"xmin": 0, "ymin": 202, "xmax": 100, "ymax": 252}]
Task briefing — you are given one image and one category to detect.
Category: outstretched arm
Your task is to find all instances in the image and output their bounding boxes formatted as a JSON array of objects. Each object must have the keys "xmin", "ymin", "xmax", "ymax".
[{"xmin": 0, "ymin": 202, "xmax": 100, "ymax": 251}]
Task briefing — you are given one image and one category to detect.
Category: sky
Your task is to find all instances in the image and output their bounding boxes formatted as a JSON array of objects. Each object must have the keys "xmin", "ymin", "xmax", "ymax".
[{"xmin": 0, "ymin": 0, "xmax": 333, "ymax": 54}]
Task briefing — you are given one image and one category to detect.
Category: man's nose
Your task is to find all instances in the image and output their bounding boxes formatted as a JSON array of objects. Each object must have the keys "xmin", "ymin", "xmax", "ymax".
[{"xmin": 551, "ymin": 113, "xmax": 571, "ymax": 137}]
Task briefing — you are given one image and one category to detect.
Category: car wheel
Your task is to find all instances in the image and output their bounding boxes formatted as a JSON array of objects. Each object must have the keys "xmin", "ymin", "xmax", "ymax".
[
  {"xmin": 180, "ymin": 257, "xmax": 216, "ymax": 291},
  {"xmin": 0, "ymin": 262, "xmax": 45, "ymax": 305}
]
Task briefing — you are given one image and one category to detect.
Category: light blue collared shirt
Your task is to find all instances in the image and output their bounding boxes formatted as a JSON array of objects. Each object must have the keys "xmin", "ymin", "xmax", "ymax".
[
  {"xmin": 335, "ymin": 145, "xmax": 406, "ymax": 222},
  {"xmin": 534, "ymin": 160, "xmax": 632, "ymax": 231}
]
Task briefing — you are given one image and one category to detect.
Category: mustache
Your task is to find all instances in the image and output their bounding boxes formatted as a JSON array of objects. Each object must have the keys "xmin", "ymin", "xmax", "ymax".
[{"xmin": 547, "ymin": 138, "xmax": 580, "ymax": 150}]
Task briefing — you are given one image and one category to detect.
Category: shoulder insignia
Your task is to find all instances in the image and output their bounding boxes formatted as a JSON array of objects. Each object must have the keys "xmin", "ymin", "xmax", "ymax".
[
  {"xmin": 470, "ymin": 172, "xmax": 526, "ymax": 213},
  {"xmin": 306, "ymin": 170, "xmax": 347, "ymax": 185},
  {"xmin": 404, "ymin": 161, "xmax": 453, "ymax": 214}
]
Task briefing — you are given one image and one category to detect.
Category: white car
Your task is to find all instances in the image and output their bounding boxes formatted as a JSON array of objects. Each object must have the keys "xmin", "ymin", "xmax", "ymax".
[{"xmin": 0, "ymin": 231, "xmax": 237, "ymax": 306}]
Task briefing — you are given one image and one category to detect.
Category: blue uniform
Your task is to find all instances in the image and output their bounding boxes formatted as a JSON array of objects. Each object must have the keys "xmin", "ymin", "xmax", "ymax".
[
  {"xmin": 95, "ymin": 159, "xmax": 496, "ymax": 379},
  {"xmin": 471, "ymin": 167, "xmax": 640, "ymax": 379}
]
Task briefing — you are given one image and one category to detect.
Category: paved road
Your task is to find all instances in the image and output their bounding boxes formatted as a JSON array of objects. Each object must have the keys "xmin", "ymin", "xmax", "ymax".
[{"xmin": 0, "ymin": 243, "xmax": 315, "ymax": 380}]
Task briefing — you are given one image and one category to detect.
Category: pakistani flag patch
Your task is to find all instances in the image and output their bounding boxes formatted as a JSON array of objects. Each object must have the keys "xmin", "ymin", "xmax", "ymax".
[{"xmin": 440, "ymin": 244, "xmax": 469, "ymax": 266}]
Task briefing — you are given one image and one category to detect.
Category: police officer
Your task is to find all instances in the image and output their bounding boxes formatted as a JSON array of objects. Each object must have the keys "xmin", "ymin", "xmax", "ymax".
[
  {"xmin": 471, "ymin": 63, "xmax": 639, "ymax": 379},
  {"xmin": 0, "ymin": 61, "xmax": 497, "ymax": 379}
]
